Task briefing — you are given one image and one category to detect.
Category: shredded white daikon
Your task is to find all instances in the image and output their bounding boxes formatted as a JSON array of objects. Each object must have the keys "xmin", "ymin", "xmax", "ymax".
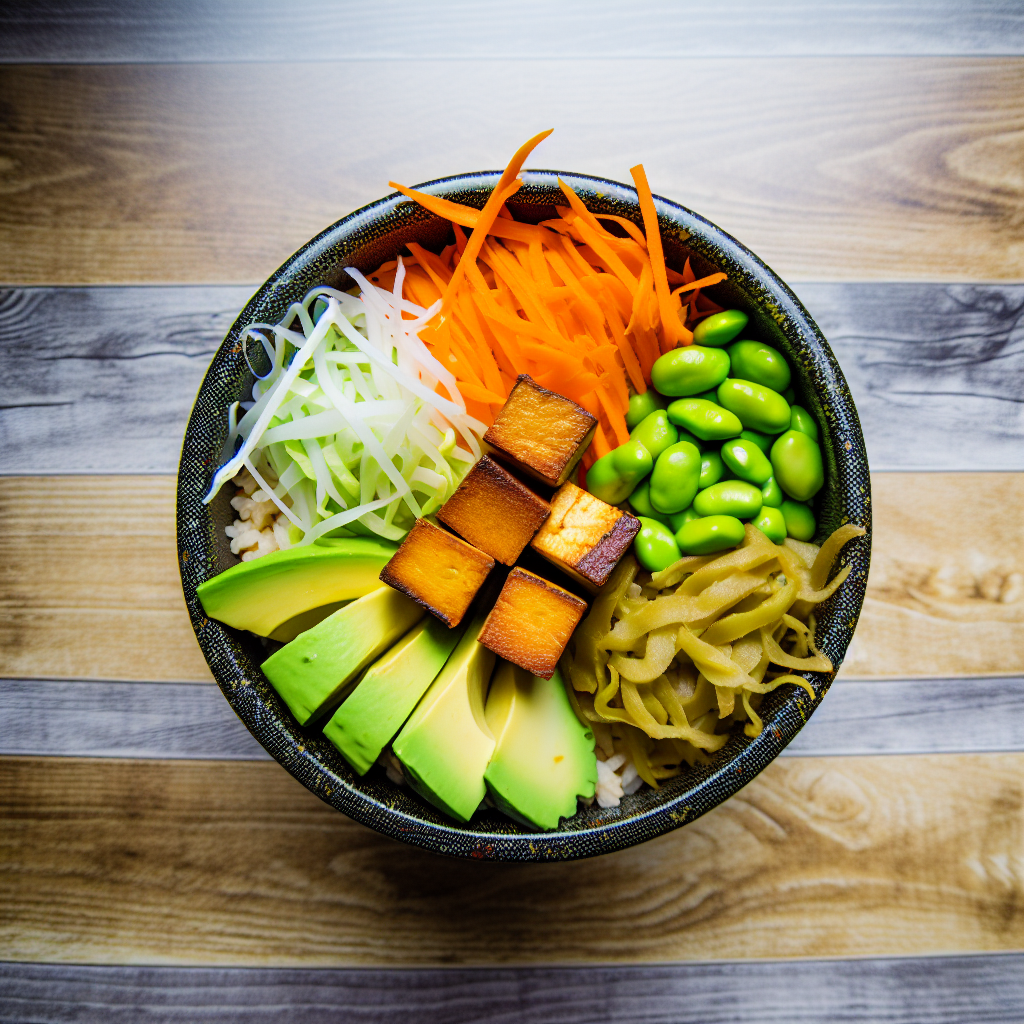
[{"xmin": 205, "ymin": 259, "xmax": 484, "ymax": 545}]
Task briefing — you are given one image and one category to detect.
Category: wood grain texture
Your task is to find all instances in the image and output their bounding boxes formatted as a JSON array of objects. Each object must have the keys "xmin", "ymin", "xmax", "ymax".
[
  {"xmin": 3, "ymin": 473, "xmax": 1020, "ymax": 684},
  {"xmin": 1, "ymin": 753, "xmax": 1021, "ymax": 966},
  {"xmin": 2, "ymin": 60, "xmax": 1023, "ymax": 285},
  {"xmin": 3, "ymin": 955, "xmax": 1024, "ymax": 1024},
  {"xmin": 2, "ymin": 283, "xmax": 1021, "ymax": 475},
  {"xmin": 3, "ymin": 0, "xmax": 1023, "ymax": 62},
  {"xmin": 4, "ymin": 675, "xmax": 1024, "ymax": 761}
]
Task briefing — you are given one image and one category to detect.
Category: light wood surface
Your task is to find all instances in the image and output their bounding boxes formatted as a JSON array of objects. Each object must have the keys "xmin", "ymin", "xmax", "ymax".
[
  {"xmin": 4, "ymin": 283, "xmax": 1022, "ymax": 475},
  {"xmin": 3, "ymin": 473, "xmax": 1020, "ymax": 684},
  {"xmin": 2, "ymin": 60, "xmax": 1023, "ymax": 285},
  {"xmin": 3, "ymin": 954, "xmax": 1023, "ymax": 1024},
  {"xmin": 6, "ymin": 674, "xmax": 1022, "ymax": 761},
  {"xmin": 2, "ymin": 752, "xmax": 1021, "ymax": 966},
  {"xmin": 2, "ymin": 0, "xmax": 1022, "ymax": 62}
]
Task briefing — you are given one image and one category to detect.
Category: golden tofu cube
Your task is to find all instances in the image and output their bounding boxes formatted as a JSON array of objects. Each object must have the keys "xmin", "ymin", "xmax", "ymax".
[
  {"xmin": 437, "ymin": 455, "xmax": 551, "ymax": 566},
  {"xmin": 380, "ymin": 519, "xmax": 494, "ymax": 628},
  {"xmin": 530, "ymin": 481, "xmax": 641, "ymax": 592},
  {"xmin": 479, "ymin": 567, "xmax": 588, "ymax": 679},
  {"xmin": 483, "ymin": 375, "xmax": 597, "ymax": 487}
]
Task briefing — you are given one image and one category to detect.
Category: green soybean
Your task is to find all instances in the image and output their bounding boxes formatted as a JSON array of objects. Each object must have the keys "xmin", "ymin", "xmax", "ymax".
[
  {"xmin": 761, "ymin": 475, "xmax": 784, "ymax": 508},
  {"xmin": 780, "ymin": 500, "xmax": 816, "ymax": 541},
  {"xmin": 740, "ymin": 429, "xmax": 773, "ymax": 453},
  {"xmin": 783, "ymin": 386, "xmax": 797, "ymax": 404},
  {"xmin": 727, "ymin": 340, "xmax": 792, "ymax": 393},
  {"xmin": 586, "ymin": 439, "xmax": 653, "ymax": 505},
  {"xmin": 629, "ymin": 409, "xmax": 678, "ymax": 461},
  {"xmin": 789, "ymin": 404, "xmax": 820, "ymax": 442},
  {"xmin": 699, "ymin": 449, "xmax": 725, "ymax": 489},
  {"xmin": 666, "ymin": 397, "xmax": 742, "ymax": 441},
  {"xmin": 752, "ymin": 505, "xmax": 787, "ymax": 544},
  {"xmin": 651, "ymin": 345, "xmax": 731, "ymax": 397},
  {"xmin": 669, "ymin": 508, "xmax": 700, "ymax": 532},
  {"xmin": 625, "ymin": 389, "xmax": 667, "ymax": 429},
  {"xmin": 692, "ymin": 309, "xmax": 748, "ymax": 348},
  {"xmin": 677, "ymin": 428, "xmax": 704, "ymax": 452},
  {"xmin": 649, "ymin": 440, "xmax": 702, "ymax": 514},
  {"xmin": 628, "ymin": 479, "xmax": 673, "ymax": 526},
  {"xmin": 717, "ymin": 379, "xmax": 792, "ymax": 434},
  {"xmin": 770, "ymin": 429, "xmax": 824, "ymax": 501},
  {"xmin": 634, "ymin": 517, "xmax": 682, "ymax": 571},
  {"xmin": 720, "ymin": 438, "xmax": 773, "ymax": 485},
  {"xmin": 692, "ymin": 479, "xmax": 763, "ymax": 519},
  {"xmin": 676, "ymin": 514, "xmax": 746, "ymax": 554},
  {"xmin": 693, "ymin": 390, "xmax": 719, "ymax": 403}
]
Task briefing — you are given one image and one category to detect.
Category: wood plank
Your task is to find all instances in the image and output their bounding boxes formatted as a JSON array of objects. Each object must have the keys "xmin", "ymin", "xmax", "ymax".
[
  {"xmin": 4, "ymin": 675, "xmax": 1024, "ymax": 761},
  {"xmin": 1, "ymin": 60, "xmax": 1023, "ymax": 285},
  {"xmin": 3, "ymin": 956, "xmax": 1024, "ymax": 1024},
  {"xmin": 1, "ymin": 452, "xmax": 1017, "ymax": 680},
  {"xmin": 2, "ymin": 753, "xmax": 1022, "ymax": 965},
  {"xmin": 3, "ymin": 0, "xmax": 1023, "ymax": 62},
  {"xmin": 3, "ymin": 283, "xmax": 1022, "ymax": 475},
  {"xmin": 3, "ymin": 473, "xmax": 1020, "ymax": 684}
]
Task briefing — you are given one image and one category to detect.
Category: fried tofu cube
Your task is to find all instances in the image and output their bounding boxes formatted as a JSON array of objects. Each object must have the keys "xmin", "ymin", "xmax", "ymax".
[
  {"xmin": 479, "ymin": 567, "xmax": 588, "ymax": 679},
  {"xmin": 483, "ymin": 375, "xmax": 597, "ymax": 487},
  {"xmin": 380, "ymin": 519, "xmax": 494, "ymax": 628},
  {"xmin": 530, "ymin": 481, "xmax": 642, "ymax": 592},
  {"xmin": 436, "ymin": 455, "xmax": 551, "ymax": 566}
]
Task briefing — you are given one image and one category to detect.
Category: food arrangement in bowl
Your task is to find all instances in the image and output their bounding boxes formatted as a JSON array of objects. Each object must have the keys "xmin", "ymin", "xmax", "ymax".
[{"xmin": 178, "ymin": 130, "xmax": 870, "ymax": 858}]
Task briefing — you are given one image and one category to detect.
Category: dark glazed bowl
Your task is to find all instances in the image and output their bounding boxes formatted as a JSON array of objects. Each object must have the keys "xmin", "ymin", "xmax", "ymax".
[{"xmin": 177, "ymin": 170, "xmax": 872, "ymax": 861}]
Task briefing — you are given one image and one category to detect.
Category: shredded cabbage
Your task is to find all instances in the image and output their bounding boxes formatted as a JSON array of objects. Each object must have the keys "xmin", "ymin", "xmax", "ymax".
[{"xmin": 205, "ymin": 258, "xmax": 485, "ymax": 545}]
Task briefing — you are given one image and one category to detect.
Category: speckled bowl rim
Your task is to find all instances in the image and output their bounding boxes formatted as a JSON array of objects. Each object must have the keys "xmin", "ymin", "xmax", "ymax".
[{"xmin": 177, "ymin": 169, "xmax": 871, "ymax": 862}]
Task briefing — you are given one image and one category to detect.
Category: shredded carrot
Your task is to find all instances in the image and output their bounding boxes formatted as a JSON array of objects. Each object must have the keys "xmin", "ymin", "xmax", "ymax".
[{"xmin": 383, "ymin": 135, "xmax": 728, "ymax": 446}]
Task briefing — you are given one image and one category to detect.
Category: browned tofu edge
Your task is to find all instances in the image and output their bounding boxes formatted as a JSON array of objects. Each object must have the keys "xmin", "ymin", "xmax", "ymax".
[{"xmin": 379, "ymin": 518, "xmax": 495, "ymax": 627}]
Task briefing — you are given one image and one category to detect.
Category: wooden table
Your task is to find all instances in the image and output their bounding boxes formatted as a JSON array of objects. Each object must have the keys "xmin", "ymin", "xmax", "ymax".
[{"xmin": 2, "ymin": 3, "xmax": 1023, "ymax": 1020}]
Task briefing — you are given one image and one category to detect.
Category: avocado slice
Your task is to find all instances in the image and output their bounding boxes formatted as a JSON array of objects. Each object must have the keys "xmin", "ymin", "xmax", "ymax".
[
  {"xmin": 196, "ymin": 537, "xmax": 397, "ymax": 639},
  {"xmin": 483, "ymin": 663, "xmax": 597, "ymax": 830},
  {"xmin": 323, "ymin": 615, "xmax": 466, "ymax": 775},
  {"xmin": 261, "ymin": 585, "xmax": 424, "ymax": 726},
  {"xmin": 392, "ymin": 619, "xmax": 496, "ymax": 822}
]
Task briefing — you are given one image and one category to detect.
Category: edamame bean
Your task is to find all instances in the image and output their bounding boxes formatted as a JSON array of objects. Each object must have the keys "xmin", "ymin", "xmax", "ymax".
[
  {"xmin": 783, "ymin": 386, "xmax": 796, "ymax": 404},
  {"xmin": 752, "ymin": 505, "xmax": 787, "ymax": 544},
  {"xmin": 780, "ymin": 500, "xmax": 816, "ymax": 541},
  {"xmin": 693, "ymin": 390, "xmax": 719, "ymax": 403},
  {"xmin": 630, "ymin": 409, "xmax": 678, "ymax": 461},
  {"xmin": 692, "ymin": 309, "xmax": 748, "ymax": 347},
  {"xmin": 586, "ymin": 440, "xmax": 653, "ymax": 505},
  {"xmin": 770, "ymin": 429, "xmax": 824, "ymax": 501},
  {"xmin": 677, "ymin": 428, "xmax": 704, "ymax": 452},
  {"xmin": 692, "ymin": 479, "xmax": 763, "ymax": 519},
  {"xmin": 720, "ymin": 438, "xmax": 773, "ymax": 485},
  {"xmin": 676, "ymin": 514, "xmax": 746, "ymax": 554},
  {"xmin": 628, "ymin": 479, "xmax": 673, "ymax": 526},
  {"xmin": 669, "ymin": 508, "xmax": 700, "ymax": 532},
  {"xmin": 726, "ymin": 340, "xmax": 792, "ymax": 393},
  {"xmin": 789, "ymin": 404, "xmax": 819, "ymax": 442},
  {"xmin": 666, "ymin": 397, "xmax": 743, "ymax": 440},
  {"xmin": 699, "ymin": 449, "xmax": 725, "ymax": 489},
  {"xmin": 649, "ymin": 440, "xmax": 702, "ymax": 514},
  {"xmin": 625, "ymin": 390, "xmax": 667, "ymax": 429},
  {"xmin": 651, "ymin": 345, "xmax": 731, "ymax": 397},
  {"xmin": 717, "ymin": 379, "xmax": 792, "ymax": 434},
  {"xmin": 761, "ymin": 475, "xmax": 784, "ymax": 508},
  {"xmin": 634, "ymin": 517, "xmax": 682, "ymax": 571},
  {"xmin": 740, "ymin": 429, "xmax": 773, "ymax": 453}
]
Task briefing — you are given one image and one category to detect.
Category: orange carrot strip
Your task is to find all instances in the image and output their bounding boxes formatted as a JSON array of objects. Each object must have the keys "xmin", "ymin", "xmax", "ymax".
[
  {"xmin": 630, "ymin": 164, "xmax": 692, "ymax": 349},
  {"xmin": 594, "ymin": 214, "xmax": 648, "ymax": 247},
  {"xmin": 670, "ymin": 272, "xmax": 727, "ymax": 297}
]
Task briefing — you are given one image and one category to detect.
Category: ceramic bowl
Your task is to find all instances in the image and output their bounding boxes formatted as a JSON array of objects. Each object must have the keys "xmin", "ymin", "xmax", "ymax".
[{"xmin": 177, "ymin": 170, "xmax": 871, "ymax": 861}]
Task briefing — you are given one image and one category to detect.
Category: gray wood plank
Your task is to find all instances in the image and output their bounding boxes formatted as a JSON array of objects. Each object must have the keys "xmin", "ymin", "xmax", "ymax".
[
  {"xmin": 3, "ymin": 676, "xmax": 1021, "ymax": 761},
  {"xmin": 2, "ymin": 954, "xmax": 1023, "ymax": 1023},
  {"xmin": 1, "ymin": 0, "xmax": 1022, "ymax": 62},
  {"xmin": 1, "ymin": 283, "xmax": 1021, "ymax": 475}
]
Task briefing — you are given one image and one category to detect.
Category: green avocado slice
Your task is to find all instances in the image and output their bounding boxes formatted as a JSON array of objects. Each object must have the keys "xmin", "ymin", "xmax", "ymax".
[
  {"xmin": 392, "ymin": 618, "xmax": 496, "ymax": 822},
  {"xmin": 483, "ymin": 663, "xmax": 597, "ymax": 830},
  {"xmin": 196, "ymin": 537, "xmax": 397, "ymax": 639},
  {"xmin": 261, "ymin": 585, "xmax": 424, "ymax": 726},
  {"xmin": 323, "ymin": 615, "xmax": 466, "ymax": 775}
]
